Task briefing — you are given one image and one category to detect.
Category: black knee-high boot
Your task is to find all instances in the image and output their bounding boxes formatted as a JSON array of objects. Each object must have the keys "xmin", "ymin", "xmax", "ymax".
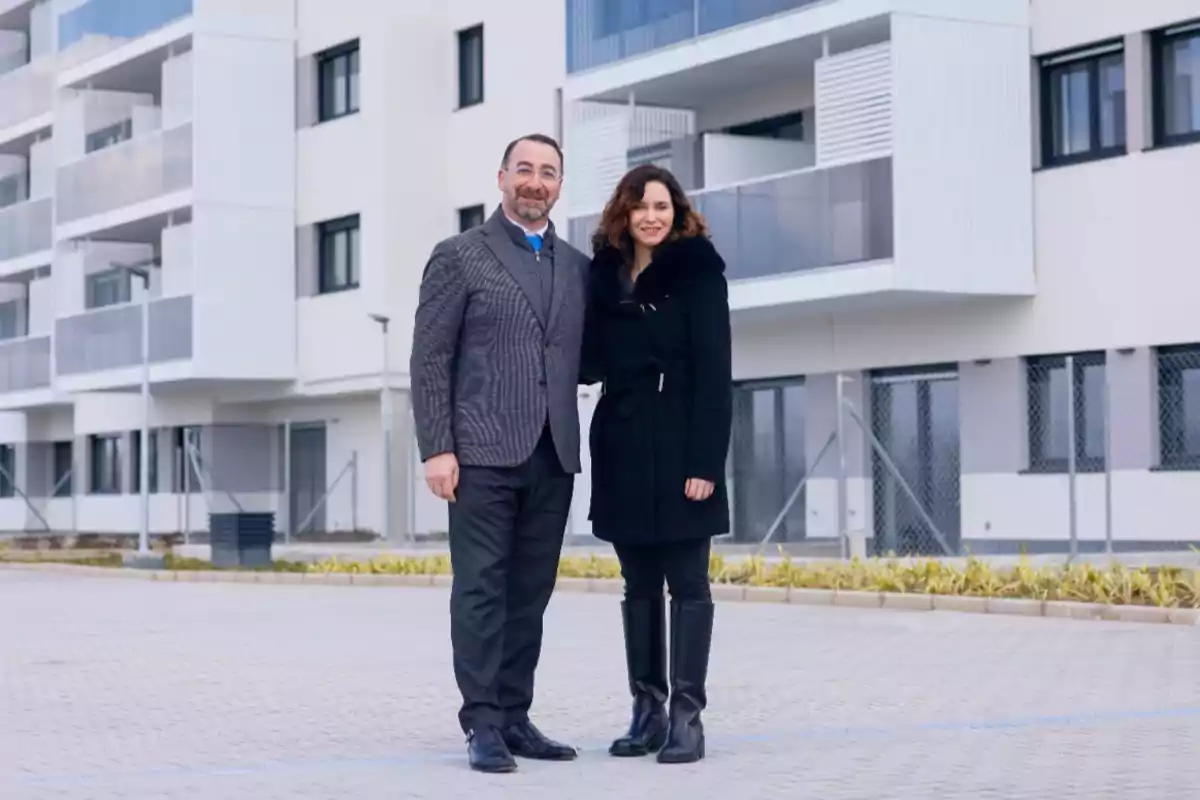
[
  {"xmin": 657, "ymin": 599, "xmax": 713, "ymax": 764},
  {"xmin": 609, "ymin": 596, "xmax": 669, "ymax": 757}
]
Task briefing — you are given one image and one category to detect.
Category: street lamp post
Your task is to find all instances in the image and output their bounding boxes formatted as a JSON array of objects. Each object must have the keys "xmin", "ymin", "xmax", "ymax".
[
  {"xmin": 122, "ymin": 259, "xmax": 156, "ymax": 557},
  {"xmin": 368, "ymin": 313, "xmax": 393, "ymax": 544}
]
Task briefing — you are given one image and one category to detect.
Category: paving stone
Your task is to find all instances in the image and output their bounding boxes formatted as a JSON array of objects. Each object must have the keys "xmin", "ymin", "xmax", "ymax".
[{"xmin": 1, "ymin": 570, "xmax": 1197, "ymax": 799}]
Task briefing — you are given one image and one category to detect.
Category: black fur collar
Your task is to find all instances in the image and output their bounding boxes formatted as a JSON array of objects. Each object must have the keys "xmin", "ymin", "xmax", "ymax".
[{"xmin": 590, "ymin": 234, "xmax": 725, "ymax": 308}]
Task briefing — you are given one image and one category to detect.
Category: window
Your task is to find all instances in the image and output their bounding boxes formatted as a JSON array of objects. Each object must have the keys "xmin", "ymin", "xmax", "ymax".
[
  {"xmin": 1152, "ymin": 21, "xmax": 1200, "ymax": 147},
  {"xmin": 131, "ymin": 430, "xmax": 159, "ymax": 493},
  {"xmin": 317, "ymin": 214, "xmax": 360, "ymax": 293},
  {"xmin": 317, "ymin": 40, "xmax": 359, "ymax": 122},
  {"xmin": 726, "ymin": 110, "xmax": 806, "ymax": 141},
  {"xmin": 1026, "ymin": 352, "xmax": 1106, "ymax": 472},
  {"xmin": 730, "ymin": 379, "xmax": 806, "ymax": 543},
  {"xmin": 1040, "ymin": 41, "xmax": 1126, "ymax": 166},
  {"xmin": 87, "ymin": 268, "xmax": 132, "ymax": 309},
  {"xmin": 52, "ymin": 441, "xmax": 72, "ymax": 497},
  {"xmin": 89, "ymin": 433, "xmax": 122, "ymax": 494},
  {"xmin": 458, "ymin": 204, "xmax": 485, "ymax": 232},
  {"xmin": 1157, "ymin": 345, "xmax": 1200, "ymax": 468},
  {"xmin": 0, "ymin": 298, "xmax": 23, "ymax": 340},
  {"xmin": 173, "ymin": 426, "xmax": 202, "ymax": 493},
  {"xmin": 85, "ymin": 118, "xmax": 132, "ymax": 153},
  {"xmin": 0, "ymin": 444, "xmax": 14, "ymax": 499},
  {"xmin": 0, "ymin": 173, "xmax": 22, "ymax": 207},
  {"xmin": 457, "ymin": 25, "xmax": 484, "ymax": 108}
]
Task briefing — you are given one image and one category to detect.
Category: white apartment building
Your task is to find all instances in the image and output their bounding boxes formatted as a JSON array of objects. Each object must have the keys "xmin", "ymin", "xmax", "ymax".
[
  {"xmin": 562, "ymin": 0, "xmax": 1200, "ymax": 555},
  {"xmin": 0, "ymin": 0, "xmax": 1196, "ymax": 555}
]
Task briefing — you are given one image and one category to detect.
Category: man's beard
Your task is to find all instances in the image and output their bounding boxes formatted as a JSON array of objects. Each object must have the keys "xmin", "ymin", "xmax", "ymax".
[{"xmin": 514, "ymin": 192, "xmax": 549, "ymax": 221}]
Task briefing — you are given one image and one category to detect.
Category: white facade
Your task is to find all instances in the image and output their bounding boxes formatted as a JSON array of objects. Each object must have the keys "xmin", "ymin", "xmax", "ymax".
[
  {"xmin": 0, "ymin": 0, "xmax": 576, "ymax": 541},
  {"xmin": 561, "ymin": 0, "xmax": 1200, "ymax": 554},
  {"xmin": 0, "ymin": 0, "xmax": 1197, "ymax": 554}
]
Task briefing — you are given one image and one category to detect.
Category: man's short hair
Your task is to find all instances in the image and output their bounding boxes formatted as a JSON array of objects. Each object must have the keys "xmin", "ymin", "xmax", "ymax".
[{"xmin": 501, "ymin": 133, "xmax": 564, "ymax": 173}]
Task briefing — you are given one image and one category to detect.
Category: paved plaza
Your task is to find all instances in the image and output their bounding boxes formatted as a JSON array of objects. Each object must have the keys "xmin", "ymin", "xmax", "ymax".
[{"xmin": 2, "ymin": 569, "xmax": 1198, "ymax": 799}]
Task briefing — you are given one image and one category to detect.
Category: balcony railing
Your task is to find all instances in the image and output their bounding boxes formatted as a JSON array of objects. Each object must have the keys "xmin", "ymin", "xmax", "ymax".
[
  {"xmin": 0, "ymin": 335, "xmax": 51, "ymax": 392},
  {"xmin": 55, "ymin": 294, "xmax": 193, "ymax": 376},
  {"xmin": 0, "ymin": 60, "xmax": 54, "ymax": 132},
  {"xmin": 0, "ymin": 197, "xmax": 53, "ymax": 263},
  {"xmin": 56, "ymin": 123, "xmax": 192, "ymax": 225},
  {"xmin": 58, "ymin": 0, "xmax": 194, "ymax": 69},
  {"xmin": 569, "ymin": 156, "xmax": 893, "ymax": 281},
  {"xmin": 566, "ymin": 0, "xmax": 821, "ymax": 73}
]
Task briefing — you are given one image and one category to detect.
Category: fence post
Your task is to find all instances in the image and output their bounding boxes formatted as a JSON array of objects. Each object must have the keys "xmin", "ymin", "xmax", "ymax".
[
  {"xmin": 835, "ymin": 372, "xmax": 849, "ymax": 560},
  {"xmin": 1065, "ymin": 354, "xmax": 1078, "ymax": 560},
  {"xmin": 1103, "ymin": 355, "xmax": 1114, "ymax": 556},
  {"xmin": 350, "ymin": 450, "xmax": 358, "ymax": 533},
  {"xmin": 282, "ymin": 420, "xmax": 291, "ymax": 544}
]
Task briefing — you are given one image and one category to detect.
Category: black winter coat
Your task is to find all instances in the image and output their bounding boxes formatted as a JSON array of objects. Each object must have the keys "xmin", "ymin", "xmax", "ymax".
[{"xmin": 580, "ymin": 234, "xmax": 733, "ymax": 545}]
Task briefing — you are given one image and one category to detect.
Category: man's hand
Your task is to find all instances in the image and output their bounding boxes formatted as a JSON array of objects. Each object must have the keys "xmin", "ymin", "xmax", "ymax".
[
  {"xmin": 425, "ymin": 453, "xmax": 460, "ymax": 502},
  {"xmin": 684, "ymin": 478, "xmax": 714, "ymax": 502}
]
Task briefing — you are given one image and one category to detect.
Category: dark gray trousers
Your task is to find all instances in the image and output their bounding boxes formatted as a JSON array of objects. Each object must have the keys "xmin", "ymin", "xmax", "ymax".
[{"xmin": 447, "ymin": 426, "xmax": 573, "ymax": 734}]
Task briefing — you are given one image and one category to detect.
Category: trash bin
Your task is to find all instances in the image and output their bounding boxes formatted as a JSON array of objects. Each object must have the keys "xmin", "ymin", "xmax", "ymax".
[{"xmin": 209, "ymin": 512, "xmax": 275, "ymax": 569}]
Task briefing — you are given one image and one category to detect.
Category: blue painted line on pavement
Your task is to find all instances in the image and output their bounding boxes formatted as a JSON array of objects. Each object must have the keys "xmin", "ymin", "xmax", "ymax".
[{"xmin": 13, "ymin": 704, "xmax": 1200, "ymax": 786}]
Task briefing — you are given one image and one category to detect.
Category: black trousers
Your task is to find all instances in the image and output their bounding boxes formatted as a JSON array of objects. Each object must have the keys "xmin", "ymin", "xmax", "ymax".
[
  {"xmin": 612, "ymin": 537, "xmax": 712, "ymax": 603},
  {"xmin": 447, "ymin": 426, "xmax": 574, "ymax": 735}
]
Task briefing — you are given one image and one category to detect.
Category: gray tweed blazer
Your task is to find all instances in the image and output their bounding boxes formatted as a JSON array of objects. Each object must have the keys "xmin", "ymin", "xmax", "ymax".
[{"xmin": 409, "ymin": 205, "xmax": 589, "ymax": 473}]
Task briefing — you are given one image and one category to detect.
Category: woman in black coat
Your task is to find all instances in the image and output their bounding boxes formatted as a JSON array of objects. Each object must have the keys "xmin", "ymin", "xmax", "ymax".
[{"xmin": 580, "ymin": 164, "xmax": 732, "ymax": 765}]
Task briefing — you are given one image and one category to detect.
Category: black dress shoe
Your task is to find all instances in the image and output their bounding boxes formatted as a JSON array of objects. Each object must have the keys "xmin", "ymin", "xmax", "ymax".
[
  {"xmin": 467, "ymin": 726, "xmax": 517, "ymax": 773},
  {"xmin": 501, "ymin": 720, "xmax": 578, "ymax": 760}
]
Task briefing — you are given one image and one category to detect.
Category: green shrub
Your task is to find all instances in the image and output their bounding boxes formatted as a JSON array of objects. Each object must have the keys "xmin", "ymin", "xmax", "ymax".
[{"xmin": 5, "ymin": 547, "xmax": 1195, "ymax": 608}]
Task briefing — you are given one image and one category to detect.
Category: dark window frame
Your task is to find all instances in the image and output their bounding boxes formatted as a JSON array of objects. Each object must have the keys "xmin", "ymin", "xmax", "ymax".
[
  {"xmin": 457, "ymin": 24, "xmax": 484, "ymax": 109},
  {"xmin": 173, "ymin": 426, "xmax": 203, "ymax": 493},
  {"xmin": 1039, "ymin": 40, "xmax": 1128, "ymax": 168},
  {"xmin": 457, "ymin": 204, "xmax": 485, "ymax": 232},
  {"xmin": 725, "ymin": 110, "xmax": 806, "ymax": 141},
  {"xmin": 1156, "ymin": 344, "xmax": 1200, "ymax": 469},
  {"xmin": 317, "ymin": 213, "xmax": 361, "ymax": 294},
  {"xmin": 89, "ymin": 433, "xmax": 123, "ymax": 495},
  {"xmin": 1150, "ymin": 21, "xmax": 1200, "ymax": 149},
  {"xmin": 86, "ymin": 267, "xmax": 132, "ymax": 309},
  {"xmin": 317, "ymin": 39, "xmax": 360, "ymax": 122},
  {"xmin": 0, "ymin": 444, "xmax": 15, "ymax": 499},
  {"xmin": 131, "ymin": 429, "xmax": 160, "ymax": 494},
  {"xmin": 52, "ymin": 440, "xmax": 73, "ymax": 498},
  {"xmin": 1025, "ymin": 352, "xmax": 1107, "ymax": 473},
  {"xmin": 85, "ymin": 118, "xmax": 133, "ymax": 153}
]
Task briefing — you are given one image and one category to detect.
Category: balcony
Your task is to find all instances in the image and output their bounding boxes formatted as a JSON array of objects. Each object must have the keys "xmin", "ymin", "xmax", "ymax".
[
  {"xmin": 566, "ymin": 0, "xmax": 820, "ymax": 73},
  {"xmin": 57, "ymin": 0, "xmax": 193, "ymax": 72},
  {"xmin": 0, "ymin": 59, "xmax": 53, "ymax": 135},
  {"xmin": 570, "ymin": 157, "xmax": 893, "ymax": 281},
  {"xmin": 55, "ymin": 122, "xmax": 192, "ymax": 232},
  {"xmin": 0, "ymin": 196, "xmax": 51, "ymax": 266},
  {"xmin": 565, "ymin": 4, "xmax": 1036, "ymax": 314},
  {"xmin": 54, "ymin": 293, "xmax": 193, "ymax": 376},
  {"xmin": 0, "ymin": 334, "xmax": 50, "ymax": 393}
]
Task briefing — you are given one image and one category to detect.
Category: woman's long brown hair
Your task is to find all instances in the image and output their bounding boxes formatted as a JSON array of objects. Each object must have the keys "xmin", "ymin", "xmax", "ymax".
[{"xmin": 590, "ymin": 164, "xmax": 708, "ymax": 257}]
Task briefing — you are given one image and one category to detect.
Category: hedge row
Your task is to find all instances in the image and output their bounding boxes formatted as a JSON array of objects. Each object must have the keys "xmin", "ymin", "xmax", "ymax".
[{"xmin": 4, "ymin": 549, "xmax": 1196, "ymax": 608}]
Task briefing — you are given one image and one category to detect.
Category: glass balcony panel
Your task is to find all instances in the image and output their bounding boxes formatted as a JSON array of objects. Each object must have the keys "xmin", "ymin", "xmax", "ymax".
[
  {"xmin": 55, "ymin": 123, "xmax": 193, "ymax": 225},
  {"xmin": 0, "ymin": 60, "xmax": 54, "ymax": 131},
  {"xmin": 0, "ymin": 197, "xmax": 53, "ymax": 263},
  {"xmin": 566, "ymin": 0, "xmax": 822, "ymax": 72},
  {"xmin": 0, "ymin": 335, "xmax": 50, "ymax": 392},
  {"xmin": 567, "ymin": 157, "xmax": 893, "ymax": 281},
  {"xmin": 57, "ymin": 0, "xmax": 194, "ymax": 68},
  {"xmin": 54, "ymin": 294, "xmax": 193, "ymax": 376}
]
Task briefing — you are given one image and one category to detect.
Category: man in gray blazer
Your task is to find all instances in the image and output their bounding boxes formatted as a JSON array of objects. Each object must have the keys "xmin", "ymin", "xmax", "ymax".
[{"xmin": 410, "ymin": 133, "xmax": 589, "ymax": 774}]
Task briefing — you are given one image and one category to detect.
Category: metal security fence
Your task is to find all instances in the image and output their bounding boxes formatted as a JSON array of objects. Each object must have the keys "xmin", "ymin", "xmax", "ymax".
[
  {"xmin": 1156, "ymin": 345, "xmax": 1200, "ymax": 471},
  {"xmin": 746, "ymin": 372, "xmax": 959, "ymax": 560}
]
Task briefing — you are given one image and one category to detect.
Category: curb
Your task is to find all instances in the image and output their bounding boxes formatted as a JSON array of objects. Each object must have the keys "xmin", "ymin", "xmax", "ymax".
[{"xmin": 3, "ymin": 561, "xmax": 1197, "ymax": 627}]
